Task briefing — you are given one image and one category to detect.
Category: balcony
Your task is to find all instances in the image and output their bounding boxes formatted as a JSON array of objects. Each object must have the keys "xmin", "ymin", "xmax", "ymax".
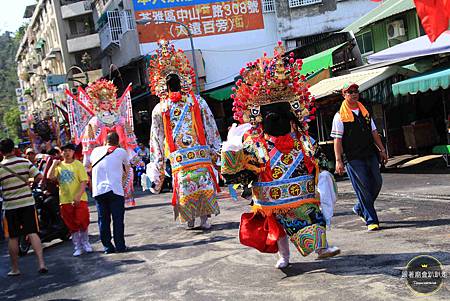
[
  {"xmin": 67, "ymin": 33, "xmax": 100, "ymax": 53},
  {"xmin": 99, "ymin": 10, "xmax": 136, "ymax": 52},
  {"xmin": 61, "ymin": 0, "xmax": 92, "ymax": 19}
]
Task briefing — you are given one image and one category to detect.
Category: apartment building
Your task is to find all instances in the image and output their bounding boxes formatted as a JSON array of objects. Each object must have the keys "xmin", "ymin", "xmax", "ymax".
[
  {"xmin": 15, "ymin": 0, "xmax": 103, "ymax": 119},
  {"xmin": 274, "ymin": 0, "xmax": 379, "ymax": 50}
]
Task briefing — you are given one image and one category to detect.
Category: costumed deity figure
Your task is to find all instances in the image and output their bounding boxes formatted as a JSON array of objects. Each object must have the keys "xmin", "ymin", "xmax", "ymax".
[
  {"xmin": 147, "ymin": 41, "xmax": 221, "ymax": 229},
  {"xmin": 221, "ymin": 43, "xmax": 340, "ymax": 268},
  {"xmin": 65, "ymin": 79, "xmax": 139, "ymax": 206}
]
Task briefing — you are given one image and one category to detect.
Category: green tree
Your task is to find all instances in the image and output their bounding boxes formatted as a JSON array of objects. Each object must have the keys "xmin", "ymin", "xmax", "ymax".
[
  {"xmin": 3, "ymin": 107, "xmax": 21, "ymax": 143},
  {"xmin": 0, "ymin": 26, "xmax": 27, "ymax": 143}
]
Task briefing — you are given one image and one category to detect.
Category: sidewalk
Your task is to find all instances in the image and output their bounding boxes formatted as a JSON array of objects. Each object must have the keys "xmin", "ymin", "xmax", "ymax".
[
  {"xmin": 338, "ymin": 155, "xmax": 450, "ymax": 201},
  {"xmin": 338, "ymin": 173, "xmax": 450, "ymax": 201}
]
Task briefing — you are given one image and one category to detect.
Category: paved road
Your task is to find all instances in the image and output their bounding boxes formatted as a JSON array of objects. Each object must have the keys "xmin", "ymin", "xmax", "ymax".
[{"xmin": 0, "ymin": 176, "xmax": 449, "ymax": 301}]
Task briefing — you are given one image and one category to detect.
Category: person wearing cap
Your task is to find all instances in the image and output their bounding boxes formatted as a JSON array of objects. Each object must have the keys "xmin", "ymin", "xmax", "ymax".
[
  {"xmin": 331, "ymin": 83, "xmax": 388, "ymax": 232},
  {"xmin": 48, "ymin": 143, "xmax": 92, "ymax": 256}
]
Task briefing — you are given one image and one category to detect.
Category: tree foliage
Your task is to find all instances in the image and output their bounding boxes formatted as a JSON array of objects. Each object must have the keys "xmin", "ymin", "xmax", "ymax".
[{"xmin": 0, "ymin": 28, "xmax": 25, "ymax": 142}]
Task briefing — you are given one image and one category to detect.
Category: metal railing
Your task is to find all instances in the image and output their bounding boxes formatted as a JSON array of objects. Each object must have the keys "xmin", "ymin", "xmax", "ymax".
[
  {"xmin": 60, "ymin": 0, "xmax": 87, "ymax": 6},
  {"xmin": 262, "ymin": 0, "xmax": 275, "ymax": 13},
  {"xmin": 99, "ymin": 10, "xmax": 136, "ymax": 51},
  {"xmin": 288, "ymin": 0, "xmax": 322, "ymax": 8}
]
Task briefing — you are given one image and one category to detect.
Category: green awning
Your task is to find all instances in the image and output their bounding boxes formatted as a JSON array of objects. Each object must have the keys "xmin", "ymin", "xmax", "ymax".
[
  {"xmin": 342, "ymin": 0, "xmax": 415, "ymax": 34},
  {"xmin": 392, "ymin": 68, "xmax": 450, "ymax": 96},
  {"xmin": 202, "ymin": 84, "xmax": 235, "ymax": 102},
  {"xmin": 35, "ymin": 38, "xmax": 45, "ymax": 50},
  {"xmin": 300, "ymin": 43, "xmax": 345, "ymax": 76},
  {"xmin": 433, "ymin": 145, "xmax": 450, "ymax": 154}
]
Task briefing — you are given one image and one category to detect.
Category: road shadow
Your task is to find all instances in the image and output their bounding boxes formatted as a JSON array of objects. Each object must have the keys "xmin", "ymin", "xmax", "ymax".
[
  {"xmin": 280, "ymin": 251, "xmax": 450, "ymax": 279},
  {"xmin": 0, "ymin": 240, "xmax": 135, "ymax": 301},
  {"xmin": 381, "ymin": 218, "xmax": 450, "ymax": 229},
  {"xmin": 211, "ymin": 221, "xmax": 240, "ymax": 230},
  {"xmin": 48, "ymin": 299, "xmax": 83, "ymax": 301},
  {"xmin": 130, "ymin": 235, "xmax": 234, "ymax": 252},
  {"xmin": 125, "ymin": 202, "xmax": 170, "ymax": 211},
  {"xmin": 333, "ymin": 211, "xmax": 356, "ymax": 218}
]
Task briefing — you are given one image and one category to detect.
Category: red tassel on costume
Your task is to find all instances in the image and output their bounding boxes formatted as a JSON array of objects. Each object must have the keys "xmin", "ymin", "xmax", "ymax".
[
  {"xmin": 191, "ymin": 92, "xmax": 207, "ymax": 146},
  {"xmin": 303, "ymin": 154, "xmax": 315, "ymax": 174},
  {"xmin": 274, "ymin": 134, "xmax": 294, "ymax": 154},
  {"xmin": 169, "ymin": 92, "xmax": 182, "ymax": 102}
]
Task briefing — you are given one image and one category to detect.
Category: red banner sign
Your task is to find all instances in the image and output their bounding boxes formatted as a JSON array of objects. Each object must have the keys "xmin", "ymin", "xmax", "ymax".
[{"xmin": 135, "ymin": 0, "xmax": 265, "ymax": 43}]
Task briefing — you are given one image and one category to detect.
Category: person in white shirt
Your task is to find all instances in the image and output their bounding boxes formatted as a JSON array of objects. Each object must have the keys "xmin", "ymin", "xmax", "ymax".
[{"xmin": 87, "ymin": 132, "xmax": 130, "ymax": 254}]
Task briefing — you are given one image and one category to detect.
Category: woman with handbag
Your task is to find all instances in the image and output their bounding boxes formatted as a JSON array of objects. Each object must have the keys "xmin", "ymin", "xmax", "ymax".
[{"xmin": 221, "ymin": 44, "xmax": 340, "ymax": 269}]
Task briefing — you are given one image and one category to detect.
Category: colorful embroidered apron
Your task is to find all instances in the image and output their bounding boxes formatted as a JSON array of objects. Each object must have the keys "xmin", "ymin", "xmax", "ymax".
[
  {"xmin": 252, "ymin": 133, "xmax": 327, "ymax": 256},
  {"xmin": 162, "ymin": 93, "xmax": 220, "ymax": 222}
]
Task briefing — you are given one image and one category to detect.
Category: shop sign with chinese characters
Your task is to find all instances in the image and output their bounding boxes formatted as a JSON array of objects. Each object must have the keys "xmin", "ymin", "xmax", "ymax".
[{"xmin": 133, "ymin": 0, "xmax": 264, "ymax": 43}]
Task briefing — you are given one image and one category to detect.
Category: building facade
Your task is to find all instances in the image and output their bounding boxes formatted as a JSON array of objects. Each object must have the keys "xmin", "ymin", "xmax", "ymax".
[
  {"xmin": 15, "ymin": 0, "xmax": 103, "ymax": 121},
  {"xmin": 92, "ymin": 0, "xmax": 141, "ymax": 75},
  {"xmin": 275, "ymin": 0, "xmax": 379, "ymax": 50},
  {"xmin": 342, "ymin": 0, "xmax": 421, "ymax": 61}
]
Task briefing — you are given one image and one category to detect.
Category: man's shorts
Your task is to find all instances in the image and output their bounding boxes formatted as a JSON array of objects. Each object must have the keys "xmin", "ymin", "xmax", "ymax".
[{"xmin": 3, "ymin": 205, "xmax": 39, "ymax": 238}]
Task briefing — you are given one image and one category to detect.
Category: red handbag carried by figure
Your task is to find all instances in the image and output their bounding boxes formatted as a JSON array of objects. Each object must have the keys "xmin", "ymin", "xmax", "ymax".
[{"xmin": 239, "ymin": 212, "xmax": 285, "ymax": 253}]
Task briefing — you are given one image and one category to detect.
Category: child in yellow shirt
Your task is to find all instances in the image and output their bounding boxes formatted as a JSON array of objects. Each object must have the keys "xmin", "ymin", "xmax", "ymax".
[{"xmin": 48, "ymin": 143, "xmax": 92, "ymax": 256}]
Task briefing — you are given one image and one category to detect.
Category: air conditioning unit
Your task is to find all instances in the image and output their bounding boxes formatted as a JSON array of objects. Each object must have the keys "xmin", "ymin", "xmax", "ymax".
[{"xmin": 387, "ymin": 20, "xmax": 406, "ymax": 40}]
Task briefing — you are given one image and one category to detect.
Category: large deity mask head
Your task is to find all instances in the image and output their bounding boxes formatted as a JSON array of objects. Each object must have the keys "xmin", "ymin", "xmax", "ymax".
[
  {"xmin": 231, "ymin": 42, "xmax": 316, "ymax": 135},
  {"xmin": 86, "ymin": 79, "xmax": 118, "ymax": 112},
  {"xmin": 148, "ymin": 40, "xmax": 196, "ymax": 101}
]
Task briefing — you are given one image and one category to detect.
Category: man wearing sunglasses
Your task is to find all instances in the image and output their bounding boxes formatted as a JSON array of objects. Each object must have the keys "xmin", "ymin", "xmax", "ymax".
[{"xmin": 331, "ymin": 83, "xmax": 388, "ymax": 232}]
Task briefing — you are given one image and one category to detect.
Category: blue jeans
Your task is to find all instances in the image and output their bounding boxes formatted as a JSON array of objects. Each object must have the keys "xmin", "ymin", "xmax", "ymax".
[
  {"xmin": 345, "ymin": 155, "xmax": 382, "ymax": 225},
  {"xmin": 95, "ymin": 191, "xmax": 126, "ymax": 252}
]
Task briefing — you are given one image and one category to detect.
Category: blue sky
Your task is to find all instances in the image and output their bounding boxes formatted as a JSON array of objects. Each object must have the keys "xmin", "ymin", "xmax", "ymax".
[{"xmin": 0, "ymin": 0, "xmax": 36, "ymax": 34}]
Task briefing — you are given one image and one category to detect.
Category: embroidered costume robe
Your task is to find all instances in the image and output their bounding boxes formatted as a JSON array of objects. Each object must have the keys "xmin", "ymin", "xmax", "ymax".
[
  {"xmin": 222, "ymin": 129, "xmax": 328, "ymax": 256},
  {"xmin": 148, "ymin": 94, "xmax": 221, "ymax": 222}
]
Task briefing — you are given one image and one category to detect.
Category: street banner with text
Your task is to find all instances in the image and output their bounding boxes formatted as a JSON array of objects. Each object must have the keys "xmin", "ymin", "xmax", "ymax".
[{"xmin": 133, "ymin": 0, "xmax": 265, "ymax": 43}]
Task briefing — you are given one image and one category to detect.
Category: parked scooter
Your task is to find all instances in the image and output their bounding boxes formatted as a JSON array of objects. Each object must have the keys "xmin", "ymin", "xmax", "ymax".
[{"xmin": 18, "ymin": 186, "xmax": 70, "ymax": 256}]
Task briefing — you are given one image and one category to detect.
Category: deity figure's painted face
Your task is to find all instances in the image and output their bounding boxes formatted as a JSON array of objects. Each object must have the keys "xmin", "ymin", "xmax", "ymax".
[{"xmin": 99, "ymin": 100, "xmax": 111, "ymax": 111}]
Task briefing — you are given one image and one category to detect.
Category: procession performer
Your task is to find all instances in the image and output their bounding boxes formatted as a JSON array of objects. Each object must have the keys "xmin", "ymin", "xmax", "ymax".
[
  {"xmin": 147, "ymin": 41, "xmax": 221, "ymax": 229},
  {"xmin": 221, "ymin": 43, "xmax": 340, "ymax": 268},
  {"xmin": 65, "ymin": 79, "xmax": 139, "ymax": 207}
]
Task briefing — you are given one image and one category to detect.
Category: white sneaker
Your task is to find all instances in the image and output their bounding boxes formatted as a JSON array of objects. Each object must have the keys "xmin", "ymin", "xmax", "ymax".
[
  {"xmin": 275, "ymin": 258, "xmax": 289, "ymax": 269},
  {"xmin": 80, "ymin": 231, "xmax": 93, "ymax": 253},
  {"xmin": 201, "ymin": 221, "xmax": 211, "ymax": 230},
  {"xmin": 72, "ymin": 231, "xmax": 83, "ymax": 256},
  {"xmin": 200, "ymin": 216, "xmax": 211, "ymax": 229},
  {"xmin": 73, "ymin": 248, "xmax": 83, "ymax": 257},
  {"xmin": 82, "ymin": 241, "xmax": 93, "ymax": 253}
]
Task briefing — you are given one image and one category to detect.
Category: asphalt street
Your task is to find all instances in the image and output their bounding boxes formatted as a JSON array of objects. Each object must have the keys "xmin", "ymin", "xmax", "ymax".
[{"xmin": 0, "ymin": 172, "xmax": 449, "ymax": 301}]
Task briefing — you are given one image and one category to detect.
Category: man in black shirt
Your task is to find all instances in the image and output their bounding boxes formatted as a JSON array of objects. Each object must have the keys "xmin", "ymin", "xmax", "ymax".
[{"xmin": 331, "ymin": 83, "xmax": 388, "ymax": 231}]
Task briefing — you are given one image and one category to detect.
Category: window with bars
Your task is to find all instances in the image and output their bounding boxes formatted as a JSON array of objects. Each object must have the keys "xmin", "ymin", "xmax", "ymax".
[
  {"xmin": 288, "ymin": 0, "xmax": 322, "ymax": 8},
  {"xmin": 262, "ymin": 0, "xmax": 275, "ymax": 13},
  {"xmin": 124, "ymin": 10, "xmax": 136, "ymax": 31}
]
